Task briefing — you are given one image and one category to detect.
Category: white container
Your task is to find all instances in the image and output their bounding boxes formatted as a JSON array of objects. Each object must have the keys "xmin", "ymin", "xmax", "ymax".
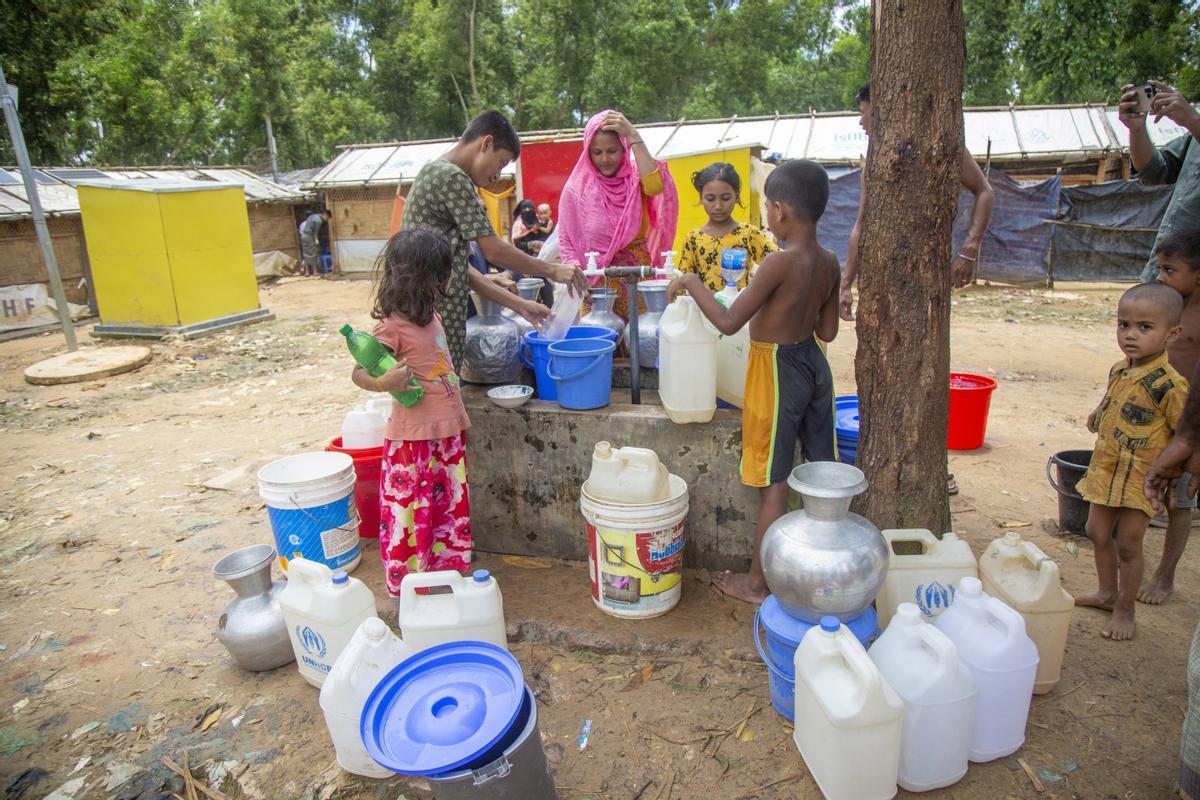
[
  {"xmin": 793, "ymin": 616, "xmax": 903, "ymax": 800},
  {"xmin": 586, "ymin": 441, "xmax": 670, "ymax": 505},
  {"xmin": 658, "ymin": 295, "xmax": 717, "ymax": 424},
  {"xmin": 364, "ymin": 396, "xmax": 393, "ymax": 423},
  {"xmin": 934, "ymin": 577, "xmax": 1038, "ymax": 762},
  {"xmin": 869, "ymin": 604, "xmax": 977, "ymax": 792},
  {"xmin": 581, "ymin": 474, "xmax": 689, "ymax": 619},
  {"xmin": 342, "ymin": 406, "xmax": 386, "ymax": 450},
  {"xmin": 979, "ymin": 532, "xmax": 1074, "ymax": 695},
  {"xmin": 258, "ymin": 452, "xmax": 361, "ymax": 573},
  {"xmin": 712, "ymin": 282, "xmax": 750, "ymax": 409},
  {"xmin": 319, "ymin": 617, "xmax": 410, "ymax": 778},
  {"xmin": 875, "ymin": 530, "xmax": 978, "ymax": 627},
  {"xmin": 398, "ymin": 569, "xmax": 507, "ymax": 653},
  {"xmin": 279, "ymin": 558, "xmax": 379, "ymax": 687}
]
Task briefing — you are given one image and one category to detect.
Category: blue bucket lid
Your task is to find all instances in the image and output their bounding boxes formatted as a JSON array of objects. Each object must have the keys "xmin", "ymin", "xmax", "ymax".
[
  {"xmin": 359, "ymin": 641, "xmax": 525, "ymax": 776},
  {"xmin": 835, "ymin": 395, "xmax": 859, "ymax": 437},
  {"xmin": 759, "ymin": 596, "xmax": 878, "ymax": 647}
]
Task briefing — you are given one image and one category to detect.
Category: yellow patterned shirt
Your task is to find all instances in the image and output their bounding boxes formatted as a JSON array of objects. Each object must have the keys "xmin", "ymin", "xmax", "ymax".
[
  {"xmin": 1076, "ymin": 351, "xmax": 1189, "ymax": 517},
  {"xmin": 679, "ymin": 223, "xmax": 777, "ymax": 291}
]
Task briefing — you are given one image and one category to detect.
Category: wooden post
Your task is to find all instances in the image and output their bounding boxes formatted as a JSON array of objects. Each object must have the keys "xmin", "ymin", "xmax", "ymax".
[{"xmin": 854, "ymin": 0, "xmax": 965, "ymax": 533}]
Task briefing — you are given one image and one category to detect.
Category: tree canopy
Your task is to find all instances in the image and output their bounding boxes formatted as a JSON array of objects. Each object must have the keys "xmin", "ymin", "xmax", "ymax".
[{"xmin": 2, "ymin": 0, "xmax": 1197, "ymax": 169}]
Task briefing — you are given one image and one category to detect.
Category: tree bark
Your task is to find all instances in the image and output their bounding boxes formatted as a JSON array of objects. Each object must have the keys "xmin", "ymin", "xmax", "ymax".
[
  {"xmin": 466, "ymin": 0, "xmax": 480, "ymax": 110},
  {"xmin": 854, "ymin": 0, "xmax": 964, "ymax": 535}
]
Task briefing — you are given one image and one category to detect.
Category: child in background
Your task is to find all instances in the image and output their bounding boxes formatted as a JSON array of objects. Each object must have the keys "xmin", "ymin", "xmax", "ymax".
[
  {"xmin": 1143, "ymin": 230, "xmax": 1200, "ymax": 604},
  {"xmin": 351, "ymin": 228, "xmax": 473, "ymax": 597},
  {"xmin": 535, "ymin": 203, "xmax": 555, "ymax": 237},
  {"xmin": 1075, "ymin": 283, "xmax": 1189, "ymax": 640},
  {"xmin": 679, "ymin": 162, "xmax": 777, "ymax": 291},
  {"xmin": 667, "ymin": 160, "xmax": 839, "ymax": 604}
]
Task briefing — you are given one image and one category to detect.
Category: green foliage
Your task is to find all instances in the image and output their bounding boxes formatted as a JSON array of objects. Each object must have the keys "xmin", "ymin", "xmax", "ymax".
[{"xmin": 3, "ymin": 0, "xmax": 1198, "ymax": 168}]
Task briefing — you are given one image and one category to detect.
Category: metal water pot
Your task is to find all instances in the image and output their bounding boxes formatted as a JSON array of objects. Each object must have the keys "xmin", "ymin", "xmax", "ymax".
[
  {"xmin": 581, "ymin": 287, "xmax": 625, "ymax": 344},
  {"xmin": 760, "ymin": 462, "xmax": 889, "ymax": 623},
  {"xmin": 463, "ymin": 294, "xmax": 522, "ymax": 384},
  {"xmin": 503, "ymin": 278, "xmax": 545, "ymax": 340},
  {"xmin": 213, "ymin": 544, "xmax": 295, "ymax": 671},
  {"xmin": 624, "ymin": 280, "xmax": 669, "ymax": 369}
]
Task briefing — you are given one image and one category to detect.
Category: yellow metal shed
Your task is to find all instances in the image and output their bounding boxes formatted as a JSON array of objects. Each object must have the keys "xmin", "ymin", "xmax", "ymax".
[{"xmin": 77, "ymin": 179, "xmax": 272, "ymax": 338}]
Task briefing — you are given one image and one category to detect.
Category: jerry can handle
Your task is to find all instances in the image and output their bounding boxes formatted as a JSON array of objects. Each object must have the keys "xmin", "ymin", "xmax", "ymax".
[{"xmin": 398, "ymin": 570, "xmax": 462, "ymax": 603}]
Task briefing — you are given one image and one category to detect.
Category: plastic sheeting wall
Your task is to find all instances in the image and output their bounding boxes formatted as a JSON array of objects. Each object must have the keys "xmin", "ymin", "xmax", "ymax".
[
  {"xmin": 816, "ymin": 168, "xmax": 1060, "ymax": 287},
  {"xmin": 1052, "ymin": 180, "xmax": 1172, "ymax": 282}
]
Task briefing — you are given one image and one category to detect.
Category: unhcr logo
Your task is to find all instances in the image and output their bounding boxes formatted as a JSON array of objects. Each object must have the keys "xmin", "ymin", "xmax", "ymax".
[{"xmin": 296, "ymin": 625, "xmax": 327, "ymax": 658}]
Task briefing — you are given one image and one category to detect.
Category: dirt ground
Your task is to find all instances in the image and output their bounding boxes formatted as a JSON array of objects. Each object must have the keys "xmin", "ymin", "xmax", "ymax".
[{"xmin": 0, "ymin": 278, "xmax": 1192, "ymax": 800}]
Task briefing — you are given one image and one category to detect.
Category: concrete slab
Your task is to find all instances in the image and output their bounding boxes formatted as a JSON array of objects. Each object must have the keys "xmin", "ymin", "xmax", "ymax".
[{"xmin": 464, "ymin": 385, "xmax": 786, "ymax": 572}]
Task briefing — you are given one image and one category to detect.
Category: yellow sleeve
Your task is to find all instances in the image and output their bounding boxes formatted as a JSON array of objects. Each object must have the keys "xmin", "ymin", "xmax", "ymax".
[
  {"xmin": 679, "ymin": 233, "xmax": 702, "ymax": 274},
  {"xmin": 746, "ymin": 225, "xmax": 778, "ymax": 264},
  {"xmin": 1165, "ymin": 375, "xmax": 1191, "ymax": 432},
  {"xmin": 640, "ymin": 167, "xmax": 664, "ymax": 197}
]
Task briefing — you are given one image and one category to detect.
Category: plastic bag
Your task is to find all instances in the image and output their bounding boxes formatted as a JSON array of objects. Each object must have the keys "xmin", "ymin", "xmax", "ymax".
[
  {"xmin": 540, "ymin": 284, "xmax": 583, "ymax": 341},
  {"xmin": 537, "ymin": 229, "xmax": 560, "ymax": 263}
]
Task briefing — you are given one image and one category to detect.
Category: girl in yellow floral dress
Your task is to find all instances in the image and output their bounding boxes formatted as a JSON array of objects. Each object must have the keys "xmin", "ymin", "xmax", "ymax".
[{"xmin": 678, "ymin": 162, "xmax": 777, "ymax": 291}]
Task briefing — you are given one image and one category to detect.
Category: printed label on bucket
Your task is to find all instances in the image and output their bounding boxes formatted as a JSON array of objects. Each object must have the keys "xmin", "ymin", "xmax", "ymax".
[
  {"xmin": 586, "ymin": 520, "xmax": 684, "ymax": 617},
  {"xmin": 267, "ymin": 495, "xmax": 361, "ymax": 571}
]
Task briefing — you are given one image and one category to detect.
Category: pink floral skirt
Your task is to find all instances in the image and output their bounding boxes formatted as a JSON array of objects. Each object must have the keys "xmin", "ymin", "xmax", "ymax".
[{"xmin": 379, "ymin": 434, "xmax": 472, "ymax": 596}]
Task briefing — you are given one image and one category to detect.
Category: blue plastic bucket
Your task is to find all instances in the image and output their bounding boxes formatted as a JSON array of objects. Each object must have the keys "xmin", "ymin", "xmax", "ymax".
[
  {"xmin": 521, "ymin": 326, "xmax": 618, "ymax": 401},
  {"xmin": 257, "ymin": 452, "xmax": 362, "ymax": 573},
  {"xmin": 546, "ymin": 338, "xmax": 616, "ymax": 410},
  {"xmin": 754, "ymin": 596, "xmax": 878, "ymax": 720},
  {"xmin": 835, "ymin": 395, "xmax": 860, "ymax": 465}
]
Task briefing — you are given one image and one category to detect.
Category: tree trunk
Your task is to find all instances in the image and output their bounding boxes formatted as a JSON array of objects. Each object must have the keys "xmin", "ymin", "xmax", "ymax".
[
  {"xmin": 466, "ymin": 0, "xmax": 480, "ymax": 110},
  {"xmin": 854, "ymin": 0, "xmax": 964, "ymax": 535}
]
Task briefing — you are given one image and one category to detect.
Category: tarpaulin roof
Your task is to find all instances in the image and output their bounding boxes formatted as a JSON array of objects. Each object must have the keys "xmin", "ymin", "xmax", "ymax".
[
  {"xmin": 0, "ymin": 166, "xmax": 306, "ymax": 222},
  {"xmin": 307, "ymin": 103, "xmax": 1194, "ymax": 189}
]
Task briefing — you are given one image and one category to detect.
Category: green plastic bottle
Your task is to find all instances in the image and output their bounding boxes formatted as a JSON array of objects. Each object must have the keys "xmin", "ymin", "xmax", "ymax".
[{"xmin": 339, "ymin": 324, "xmax": 424, "ymax": 408}]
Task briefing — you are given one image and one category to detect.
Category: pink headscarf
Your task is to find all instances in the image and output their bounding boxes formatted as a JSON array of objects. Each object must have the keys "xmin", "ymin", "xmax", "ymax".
[{"xmin": 558, "ymin": 110, "xmax": 679, "ymax": 270}]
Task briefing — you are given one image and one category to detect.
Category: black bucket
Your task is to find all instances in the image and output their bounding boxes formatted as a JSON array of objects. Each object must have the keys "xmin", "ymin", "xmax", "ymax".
[{"xmin": 1047, "ymin": 450, "xmax": 1091, "ymax": 534}]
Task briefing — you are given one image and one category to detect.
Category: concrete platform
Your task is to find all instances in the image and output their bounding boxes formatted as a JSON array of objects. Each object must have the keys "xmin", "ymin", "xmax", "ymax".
[{"xmin": 464, "ymin": 384, "xmax": 780, "ymax": 572}]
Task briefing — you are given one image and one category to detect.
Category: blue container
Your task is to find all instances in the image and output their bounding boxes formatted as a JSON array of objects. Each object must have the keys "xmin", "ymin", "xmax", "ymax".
[
  {"xmin": 835, "ymin": 395, "xmax": 860, "ymax": 465},
  {"xmin": 754, "ymin": 595, "xmax": 879, "ymax": 721},
  {"xmin": 521, "ymin": 326, "xmax": 618, "ymax": 401},
  {"xmin": 546, "ymin": 338, "xmax": 616, "ymax": 410}
]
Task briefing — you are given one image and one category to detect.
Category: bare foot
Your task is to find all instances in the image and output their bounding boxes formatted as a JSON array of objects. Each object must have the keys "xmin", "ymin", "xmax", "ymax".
[
  {"xmin": 1072, "ymin": 590, "xmax": 1116, "ymax": 611},
  {"xmin": 1137, "ymin": 575, "xmax": 1174, "ymax": 605},
  {"xmin": 715, "ymin": 571, "xmax": 769, "ymax": 605},
  {"xmin": 1101, "ymin": 608, "xmax": 1135, "ymax": 640}
]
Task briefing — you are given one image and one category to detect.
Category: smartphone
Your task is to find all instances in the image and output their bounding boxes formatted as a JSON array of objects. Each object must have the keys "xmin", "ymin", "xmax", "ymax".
[{"xmin": 1134, "ymin": 83, "xmax": 1159, "ymax": 114}]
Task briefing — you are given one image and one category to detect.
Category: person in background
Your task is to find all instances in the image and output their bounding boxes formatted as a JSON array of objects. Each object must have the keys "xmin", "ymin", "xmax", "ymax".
[
  {"xmin": 350, "ymin": 229, "xmax": 472, "ymax": 596},
  {"xmin": 1143, "ymin": 230, "xmax": 1200, "ymax": 603},
  {"xmin": 839, "ymin": 81, "xmax": 994, "ymax": 497},
  {"xmin": 679, "ymin": 162, "xmax": 777, "ymax": 291},
  {"xmin": 1120, "ymin": 81, "xmax": 1200, "ymax": 283},
  {"xmin": 558, "ymin": 109, "xmax": 679, "ymax": 321},
  {"xmin": 1143, "ymin": 323, "xmax": 1200, "ymax": 798},
  {"xmin": 511, "ymin": 200, "xmax": 539, "ymax": 254},
  {"xmin": 535, "ymin": 204, "xmax": 555, "ymax": 238},
  {"xmin": 299, "ymin": 209, "xmax": 330, "ymax": 276},
  {"xmin": 400, "ymin": 110, "xmax": 587, "ymax": 369}
]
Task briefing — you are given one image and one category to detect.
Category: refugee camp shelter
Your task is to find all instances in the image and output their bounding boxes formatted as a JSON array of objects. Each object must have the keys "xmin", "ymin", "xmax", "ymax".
[
  {"xmin": 306, "ymin": 141, "xmax": 518, "ymax": 274},
  {"xmin": 0, "ymin": 167, "xmax": 306, "ymax": 333},
  {"xmin": 310, "ymin": 104, "xmax": 1191, "ymax": 283},
  {"xmin": 77, "ymin": 179, "xmax": 271, "ymax": 339}
]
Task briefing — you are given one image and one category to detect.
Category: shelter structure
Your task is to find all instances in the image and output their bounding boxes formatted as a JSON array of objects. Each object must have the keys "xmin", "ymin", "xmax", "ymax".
[
  {"xmin": 308, "ymin": 105, "xmax": 1192, "ymax": 282},
  {"xmin": 0, "ymin": 167, "xmax": 306, "ymax": 331}
]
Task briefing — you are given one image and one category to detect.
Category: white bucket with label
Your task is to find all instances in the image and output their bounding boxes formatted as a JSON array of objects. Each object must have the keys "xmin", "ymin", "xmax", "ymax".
[
  {"xmin": 581, "ymin": 474, "xmax": 689, "ymax": 619},
  {"xmin": 258, "ymin": 452, "xmax": 362, "ymax": 573}
]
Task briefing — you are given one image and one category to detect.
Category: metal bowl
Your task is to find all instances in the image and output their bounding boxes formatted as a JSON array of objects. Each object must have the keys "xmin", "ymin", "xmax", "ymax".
[{"xmin": 487, "ymin": 385, "xmax": 534, "ymax": 409}]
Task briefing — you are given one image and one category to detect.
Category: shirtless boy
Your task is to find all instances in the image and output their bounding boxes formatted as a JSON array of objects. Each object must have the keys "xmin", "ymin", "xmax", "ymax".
[
  {"xmin": 1144, "ymin": 230, "xmax": 1200, "ymax": 604},
  {"xmin": 667, "ymin": 159, "xmax": 840, "ymax": 604}
]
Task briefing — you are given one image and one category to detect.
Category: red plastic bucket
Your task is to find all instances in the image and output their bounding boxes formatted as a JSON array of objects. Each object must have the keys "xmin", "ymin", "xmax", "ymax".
[
  {"xmin": 326, "ymin": 437, "xmax": 384, "ymax": 539},
  {"xmin": 947, "ymin": 373, "xmax": 997, "ymax": 450}
]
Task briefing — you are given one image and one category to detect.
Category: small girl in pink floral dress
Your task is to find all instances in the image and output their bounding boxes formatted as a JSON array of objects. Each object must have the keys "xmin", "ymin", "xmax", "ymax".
[{"xmin": 351, "ymin": 228, "xmax": 472, "ymax": 596}]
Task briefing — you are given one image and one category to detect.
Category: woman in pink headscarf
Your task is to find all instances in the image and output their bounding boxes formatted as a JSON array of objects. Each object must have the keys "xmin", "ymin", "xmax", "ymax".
[{"xmin": 558, "ymin": 109, "xmax": 679, "ymax": 322}]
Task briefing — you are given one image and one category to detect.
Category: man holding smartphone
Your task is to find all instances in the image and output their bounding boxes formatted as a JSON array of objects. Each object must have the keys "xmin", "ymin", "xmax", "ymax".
[{"xmin": 1121, "ymin": 80, "xmax": 1200, "ymax": 283}]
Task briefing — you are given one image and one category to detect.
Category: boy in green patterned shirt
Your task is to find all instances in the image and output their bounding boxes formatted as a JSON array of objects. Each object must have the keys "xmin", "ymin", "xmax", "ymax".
[{"xmin": 401, "ymin": 111, "xmax": 587, "ymax": 369}]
